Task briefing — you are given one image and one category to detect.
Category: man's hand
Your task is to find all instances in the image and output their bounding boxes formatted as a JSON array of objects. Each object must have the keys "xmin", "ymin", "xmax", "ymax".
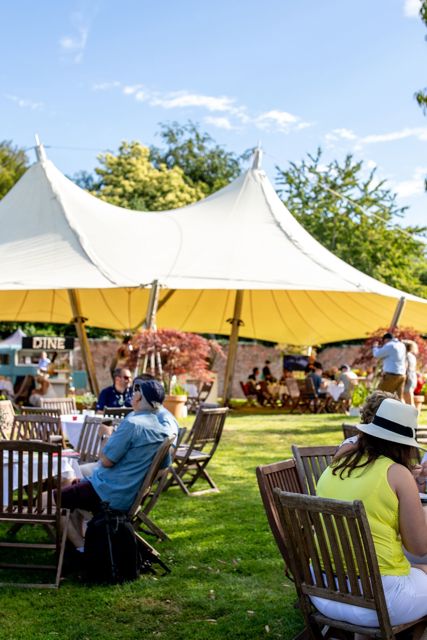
[{"xmin": 98, "ymin": 423, "xmax": 114, "ymax": 439}]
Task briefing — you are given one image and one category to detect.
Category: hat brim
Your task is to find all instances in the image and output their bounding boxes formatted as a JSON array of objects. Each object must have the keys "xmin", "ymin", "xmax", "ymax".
[{"xmin": 357, "ymin": 422, "xmax": 425, "ymax": 450}]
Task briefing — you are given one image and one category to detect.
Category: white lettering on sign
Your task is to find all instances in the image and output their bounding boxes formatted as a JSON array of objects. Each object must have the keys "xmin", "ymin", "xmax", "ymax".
[{"xmin": 32, "ymin": 337, "xmax": 66, "ymax": 349}]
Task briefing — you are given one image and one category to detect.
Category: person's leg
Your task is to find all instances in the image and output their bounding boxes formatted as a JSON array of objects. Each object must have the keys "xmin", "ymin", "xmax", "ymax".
[{"xmin": 58, "ymin": 480, "xmax": 101, "ymax": 548}]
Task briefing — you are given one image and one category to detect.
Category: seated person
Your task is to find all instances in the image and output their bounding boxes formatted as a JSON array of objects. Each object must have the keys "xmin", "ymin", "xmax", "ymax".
[
  {"xmin": 0, "ymin": 375, "xmax": 14, "ymax": 399},
  {"xmin": 96, "ymin": 367, "xmax": 133, "ymax": 411},
  {"xmin": 28, "ymin": 370, "xmax": 55, "ymax": 406},
  {"xmin": 305, "ymin": 363, "xmax": 327, "ymax": 397},
  {"xmin": 60, "ymin": 378, "xmax": 178, "ymax": 552},
  {"xmin": 14, "ymin": 374, "xmax": 36, "ymax": 405},
  {"xmin": 246, "ymin": 367, "xmax": 260, "ymax": 394},
  {"xmin": 38, "ymin": 350, "xmax": 51, "ymax": 371},
  {"xmin": 262, "ymin": 360, "xmax": 275, "ymax": 382}
]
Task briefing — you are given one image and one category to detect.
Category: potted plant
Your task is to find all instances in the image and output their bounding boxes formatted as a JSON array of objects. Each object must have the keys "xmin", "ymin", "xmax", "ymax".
[
  {"xmin": 349, "ymin": 383, "xmax": 369, "ymax": 417},
  {"xmin": 127, "ymin": 329, "xmax": 224, "ymax": 419}
]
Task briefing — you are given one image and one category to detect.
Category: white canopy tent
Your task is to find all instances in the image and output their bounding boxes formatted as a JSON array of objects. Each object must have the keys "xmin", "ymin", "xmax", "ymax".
[{"xmin": 0, "ymin": 145, "xmax": 426, "ymax": 398}]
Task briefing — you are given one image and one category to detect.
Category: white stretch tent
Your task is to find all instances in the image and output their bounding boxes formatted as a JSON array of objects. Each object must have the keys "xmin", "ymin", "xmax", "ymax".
[{"xmin": 0, "ymin": 149, "xmax": 426, "ymax": 347}]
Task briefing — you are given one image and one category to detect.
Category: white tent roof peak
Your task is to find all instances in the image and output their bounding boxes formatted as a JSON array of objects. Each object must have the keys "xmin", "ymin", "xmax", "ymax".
[
  {"xmin": 251, "ymin": 146, "xmax": 263, "ymax": 170},
  {"xmin": 34, "ymin": 134, "xmax": 47, "ymax": 164}
]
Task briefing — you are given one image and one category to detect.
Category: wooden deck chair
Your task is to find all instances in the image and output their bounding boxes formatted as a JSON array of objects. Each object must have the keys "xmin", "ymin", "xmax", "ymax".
[
  {"xmin": 0, "ymin": 399, "xmax": 15, "ymax": 438},
  {"xmin": 138, "ymin": 427, "xmax": 187, "ymax": 541},
  {"xmin": 128, "ymin": 435, "xmax": 175, "ymax": 541},
  {"xmin": 186, "ymin": 380, "xmax": 214, "ymax": 414},
  {"xmin": 0, "ymin": 440, "xmax": 70, "ymax": 588},
  {"xmin": 256, "ymin": 459, "xmax": 303, "ymax": 579},
  {"xmin": 21, "ymin": 407, "xmax": 61, "ymax": 419},
  {"xmin": 165, "ymin": 407, "xmax": 228, "ymax": 496},
  {"xmin": 103, "ymin": 407, "xmax": 133, "ymax": 418},
  {"xmin": 274, "ymin": 490, "xmax": 427, "ymax": 639},
  {"xmin": 11, "ymin": 415, "xmax": 66, "ymax": 448},
  {"xmin": 291, "ymin": 444, "xmax": 337, "ymax": 496},
  {"xmin": 342, "ymin": 422, "xmax": 359, "ymax": 440},
  {"xmin": 40, "ymin": 397, "xmax": 76, "ymax": 414},
  {"xmin": 75, "ymin": 416, "xmax": 104, "ymax": 463},
  {"xmin": 284, "ymin": 379, "xmax": 304, "ymax": 413}
]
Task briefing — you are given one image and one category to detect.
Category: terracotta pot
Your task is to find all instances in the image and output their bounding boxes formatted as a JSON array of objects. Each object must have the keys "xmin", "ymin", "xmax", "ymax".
[{"xmin": 163, "ymin": 394, "xmax": 188, "ymax": 419}]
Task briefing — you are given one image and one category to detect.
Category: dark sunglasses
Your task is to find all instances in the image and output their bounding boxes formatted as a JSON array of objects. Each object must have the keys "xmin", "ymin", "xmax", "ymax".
[{"xmin": 122, "ymin": 375, "xmax": 131, "ymax": 381}]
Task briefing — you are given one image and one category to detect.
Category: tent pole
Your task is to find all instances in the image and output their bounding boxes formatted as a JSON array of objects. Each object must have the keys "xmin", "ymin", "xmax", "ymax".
[
  {"xmin": 389, "ymin": 296, "xmax": 406, "ymax": 331},
  {"xmin": 68, "ymin": 289, "xmax": 99, "ymax": 396},
  {"xmin": 222, "ymin": 290, "xmax": 244, "ymax": 406}
]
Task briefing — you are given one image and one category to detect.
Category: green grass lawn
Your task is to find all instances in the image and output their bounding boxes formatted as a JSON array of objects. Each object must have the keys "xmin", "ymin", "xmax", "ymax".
[{"xmin": 1, "ymin": 412, "xmax": 357, "ymax": 640}]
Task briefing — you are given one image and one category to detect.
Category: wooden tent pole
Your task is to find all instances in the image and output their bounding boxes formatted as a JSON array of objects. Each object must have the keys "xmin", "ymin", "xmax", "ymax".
[
  {"xmin": 68, "ymin": 289, "xmax": 99, "ymax": 396},
  {"xmin": 222, "ymin": 290, "xmax": 244, "ymax": 406},
  {"xmin": 389, "ymin": 296, "xmax": 406, "ymax": 331}
]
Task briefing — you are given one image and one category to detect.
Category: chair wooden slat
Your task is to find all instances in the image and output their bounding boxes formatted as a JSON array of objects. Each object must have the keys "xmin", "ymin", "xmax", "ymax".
[
  {"xmin": 0, "ymin": 440, "xmax": 69, "ymax": 588},
  {"xmin": 273, "ymin": 490, "xmax": 425, "ymax": 639},
  {"xmin": 40, "ymin": 397, "xmax": 76, "ymax": 414},
  {"xmin": 256, "ymin": 458, "xmax": 303, "ymax": 577},
  {"xmin": 164, "ymin": 407, "xmax": 228, "ymax": 496},
  {"xmin": 291, "ymin": 445, "xmax": 337, "ymax": 496},
  {"xmin": 11, "ymin": 415, "xmax": 65, "ymax": 448}
]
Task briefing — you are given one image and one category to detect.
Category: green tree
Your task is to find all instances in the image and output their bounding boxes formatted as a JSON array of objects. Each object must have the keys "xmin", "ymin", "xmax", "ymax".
[
  {"xmin": 150, "ymin": 121, "xmax": 242, "ymax": 196},
  {"xmin": 276, "ymin": 149, "xmax": 427, "ymax": 297},
  {"xmin": 415, "ymin": 0, "xmax": 427, "ymax": 114},
  {"xmin": 0, "ymin": 141, "xmax": 28, "ymax": 200},
  {"xmin": 90, "ymin": 141, "xmax": 205, "ymax": 210}
]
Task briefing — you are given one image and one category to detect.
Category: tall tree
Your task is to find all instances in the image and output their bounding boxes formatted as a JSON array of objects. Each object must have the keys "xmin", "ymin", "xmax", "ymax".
[
  {"xmin": 0, "ymin": 141, "xmax": 28, "ymax": 200},
  {"xmin": 89, "ymin": 141, "xmax": 205, "ymax": 211},
  {"xmin": 415, "ymin": 0, "xmax": 427, "ymax": 114},
  {"xmin": 276, "ymin": 149, "xmax": 427, "ymax": 297},
  {"xmin": 149, "ymin": 121, "xmax": 242, "ymax": 196}
]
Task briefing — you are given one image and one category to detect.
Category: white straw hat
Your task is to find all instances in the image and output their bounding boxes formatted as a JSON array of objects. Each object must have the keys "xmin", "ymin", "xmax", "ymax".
[{"xmin": 357, "ymin": 398, "xmax": 421, "ymax": 448}]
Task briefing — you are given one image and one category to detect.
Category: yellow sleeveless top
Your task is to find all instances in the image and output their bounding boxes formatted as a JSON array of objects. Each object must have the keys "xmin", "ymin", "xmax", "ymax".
[{"xmin": 316, "ymin": 456, "xmax": 410, "ymax": 576}]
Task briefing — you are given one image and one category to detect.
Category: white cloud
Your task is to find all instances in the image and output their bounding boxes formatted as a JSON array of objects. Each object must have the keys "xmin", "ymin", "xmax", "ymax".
[
  {"xmin": 204, "ymin": 116, "xmax": 235, "ymax": 130},
  {"xmin": 404, "ymin": 0, "xmax": 422, "ymax": 17},
  {"xmin": 325, "ymin": 128, "xmax": 357, "ymax": 143},
  {"xmin": 59, "ymin": 12, "xmax": 89, "ymax": 63},
  {"xmin": 5, "ymin": 94, "xmax": 43, "ymax": 110},
  {"xmin": 93, "ymin": 81, "xmax": 121, "ymax": 91},
  {"xmin": 255, "ymin": 109, "xmax": 312, "ymax": 132},
  {"xmin": 360, "ymin": 127, "xmax": 427, "ymax": 144},
  {"xmin": 394, "ymin": 167, "xmax": 427, "ymax": 198},
  {"xmin": 90, "ymin": 81, "xmax": 309, "ymax": 134}
]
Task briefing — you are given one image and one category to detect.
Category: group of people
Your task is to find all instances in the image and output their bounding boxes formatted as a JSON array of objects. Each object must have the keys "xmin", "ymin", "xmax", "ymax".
[{"xmin": 372, "ymin": 331, "xmax": 419, "ymax": 406}]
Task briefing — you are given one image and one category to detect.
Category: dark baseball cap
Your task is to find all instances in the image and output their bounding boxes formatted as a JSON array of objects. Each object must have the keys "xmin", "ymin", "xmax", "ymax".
[{"xmin": 133, "ymin": 378, "xmax": 165, "ymax": 406}]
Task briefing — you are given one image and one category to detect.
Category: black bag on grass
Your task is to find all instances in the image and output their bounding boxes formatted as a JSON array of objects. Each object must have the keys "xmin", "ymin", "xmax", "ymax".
[
  {"xmin": 84, "ymin": 503, "xmax": 170, "ymax": 584},
  {"xmin": 84, "ymin": 504, "xmax": 140, "ymax": 584}
]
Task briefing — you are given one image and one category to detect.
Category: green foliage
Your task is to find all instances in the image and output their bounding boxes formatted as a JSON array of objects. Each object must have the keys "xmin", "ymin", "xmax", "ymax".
[
  {"xmin": 276, "ymin": 149, "xmax": 427, "ymax": 296},
  {"xmin": 170, "ymin": 383, "xmax": 187, "ymax": 396},
  {"xmin": 415, "ymin": 1, "xmax": 427, "ymax": 116},
  {"xmin": 0, "ymin": 412, "xmax": 348, "ymax": 640},
  {"xmin": 351, "ymin": 383, "xmax": 369, "ymax": 408},
  {"xmin": 0, "ymin": 321, "xmax": 113, "ymax": 340},
  {"xmin": 0, "ymin": 140, "xmax": 28, "ymax": 200},
  {"xmin": 150, "ymin": 121, "xmax": 243, "ymax": 196},
  {"xmin": 89, "ymin": 141, "xmax": 205, "ymax": 211}
]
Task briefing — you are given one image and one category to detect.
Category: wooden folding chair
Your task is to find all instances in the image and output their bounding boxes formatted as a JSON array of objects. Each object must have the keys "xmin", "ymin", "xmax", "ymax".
[
  {"xmin": 11, "ymin": 415, "xmax": 66, "ymax": 448},
  {"xmin": 186, "ymin": 380, "xmax": 214, "ymax": 414},
  {"xmin": 342, "ymin": 422, "xmax": 359, "ymax": 440},
  {"xmin": 128, "ymin": 436, "xmax": 175, "ymax": 541},
  {"xmin": 103, "ymin": 407, "xmax": 133, "ymax": 418},
  {"xmin": 21, "ymin": 407, "xmax": 61, "ymax": 419},
  {"xmin": 0, "ymin": 440, "xmax": 70, "ymax": 588},
  {"xmin": 291, "ymin": 444, "xmax": 337, "ymax": 496},
  {"xmin": 256, "ymin": 459, "xmax": 303, "ymax": 578},
  {"xmin": 165, "ymin": 407, "xmax": 228, "ymax": 496},
  {"xmin": 274, "ymin": 490, "xmax": 427, "ymax": 639},
  {"xmin": 40, "ymin": 397, "xmax": 76, "ymax": 414},
  {"xmin": 0, "ymin": 399, "xmax": 15, "ymax": 438}
]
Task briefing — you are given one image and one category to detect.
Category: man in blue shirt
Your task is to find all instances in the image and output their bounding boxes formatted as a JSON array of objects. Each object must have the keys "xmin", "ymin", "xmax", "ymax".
[
  {"xmin": 372, "ymin": 332, "xmax": 407, "ymax": 400},
  {"xmin": 61, "ymin": 378, "xmax": 178, "ymax": 550},
  {"xmin": 96, "ymin": 367, "xmax": 133, "ymax": 411}
]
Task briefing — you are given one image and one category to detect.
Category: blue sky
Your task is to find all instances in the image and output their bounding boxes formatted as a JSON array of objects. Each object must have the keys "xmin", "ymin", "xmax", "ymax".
[{"xmin": 2, "ymin": 0, "xmax": 426, "ymax": 228}]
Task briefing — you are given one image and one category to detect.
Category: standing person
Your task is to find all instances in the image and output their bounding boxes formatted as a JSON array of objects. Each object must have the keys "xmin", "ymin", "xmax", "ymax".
[
  {"xmin": 314, "ymin": 398, "xmax": 427, "ymax": 631},
  {"xmin": 403, "ymin": 340, "xmax": 419, "ymax": 407},
  {"xmin": 262, "ymin": 360, "xmax": 274, "ymax": 382},
  {"xmin": 60, "ymin": 378, "xmax": 178, "ymax": 552},
  {"xmin": 372, "ymin": 332, "xmax": 407, "ymax": 400},
  {"xmin": 96, "ymin": 367, "xmax": 133, "ymax": 411}
]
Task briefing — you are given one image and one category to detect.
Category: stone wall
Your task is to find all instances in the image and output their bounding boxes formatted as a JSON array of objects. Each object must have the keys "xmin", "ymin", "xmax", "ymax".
[{"xmin": 75, "ymin": 339, "xmax": 363, "ymax": 399}]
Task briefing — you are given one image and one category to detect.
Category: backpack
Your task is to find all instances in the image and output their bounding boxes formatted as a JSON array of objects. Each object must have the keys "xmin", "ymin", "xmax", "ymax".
[{"xmin": 83, "ymin": 503, "xmax": 170, "ymax": 584}]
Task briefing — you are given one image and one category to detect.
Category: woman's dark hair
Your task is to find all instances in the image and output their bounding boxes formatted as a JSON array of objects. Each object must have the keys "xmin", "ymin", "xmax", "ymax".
[{"xmin": 332, "ymin": 432, "xmax": 420, "ymax": 478}]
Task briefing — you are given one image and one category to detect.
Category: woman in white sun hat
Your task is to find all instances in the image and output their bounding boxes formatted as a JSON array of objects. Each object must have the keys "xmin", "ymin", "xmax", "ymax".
[{"xmin": 314, "ymin": 396, "xmax": 427, "ymax": 635}]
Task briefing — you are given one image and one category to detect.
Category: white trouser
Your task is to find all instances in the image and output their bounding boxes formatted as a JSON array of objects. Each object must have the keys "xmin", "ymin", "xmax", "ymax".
[{"xmin": 310, "ymin": 567, "xmax": 427, "ymax": 627}]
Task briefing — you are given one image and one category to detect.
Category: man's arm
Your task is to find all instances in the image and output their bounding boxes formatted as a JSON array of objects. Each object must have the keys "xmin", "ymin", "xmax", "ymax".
[
  {"xmin": 99, "ymin": 419, "xmax": 133, "ymax": 468},
  {"xmin": 372, "ymin": 343, "xmax": 391, "ymax": 359}
]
